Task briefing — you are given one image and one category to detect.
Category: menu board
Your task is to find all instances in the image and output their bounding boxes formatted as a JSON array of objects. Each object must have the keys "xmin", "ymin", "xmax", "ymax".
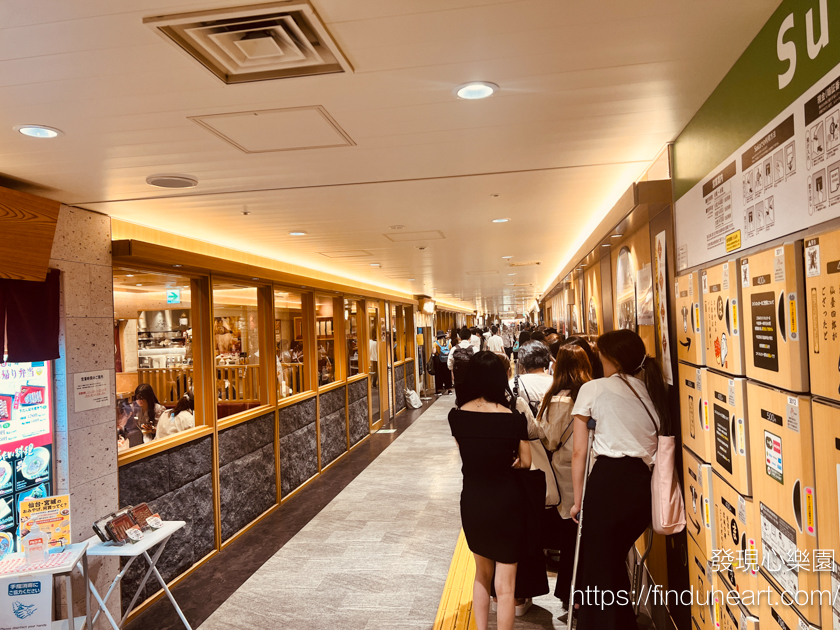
[
  {"xmin": 0, "ymin": 362, "xmax": 53, "ymax": 559},
  {"xmin": 676, "ymin": 60, "xmax": 840, "ymax": 270}
]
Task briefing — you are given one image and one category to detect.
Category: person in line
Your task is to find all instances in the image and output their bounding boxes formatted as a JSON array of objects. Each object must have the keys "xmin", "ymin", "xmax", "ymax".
[
  {"xmin": 470, "ymin": 327, "xmax": 483, "ymax": 354},
  {"xmin": 486, "ymin": 325, "xmax": 506, "ymax": 356},
  {"xmin": 368, "ymin": 329, "xmax": 379, "ymax": 388},
  {"xmin": 516, "ymin": 345, "xmax": 593, "ymax": 613},
  {"xmin": 432, "ymin": 330, "xmax": 453, "ymax": 395},
  {"xmin": 513, "ymin": 330, "xmax": 530, "ymax": 362},
  {"xmin": 155, "ymin": 391, "xmax": 195, "ymax": 440},
  {"xmin": 530, "ymin": 330, "xmax": 546, "ymax": 344},
  {"xmin": 501, "ymin": 326, "xmax": 514, "ymax": 358},
  {"xmin": 449, "ymin": 352, "xmax": 532, "ymax": 630},
  {"xmin": 563, "ymin": 336, "xmax": 604, "ymax": 379},
  {"xmin": 449, "ymin": 326, "xmax": 476, "ymax": 402},
  {"xmin": 570, "ymin": 329, "xmax": 666, "ymax": 629},
  {"xmin": 512, "ymin": 341, "xmax": 553, "ymax": 418},
  {"xmin": 135, "ymin": 383, "xmax": 166, "ymax": 443}
]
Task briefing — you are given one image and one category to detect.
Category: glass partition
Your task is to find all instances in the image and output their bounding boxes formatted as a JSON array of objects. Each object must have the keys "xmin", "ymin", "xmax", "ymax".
[
  {"xmin": 315, "ymin": 296, "xmax": 336, "ymax": 386},
  {"xmin": 275, "ymin": 289, "xmax": 307, "ymax": 399},
  {"xmin": 345, "ymin": 298, "xmax": 360, "ymax": 377},
  {"xmin": 113, "ymin": 267, "xmax": 198, "ymax": 452},
  {"xmin": 212, "ymin": 281, "xmax": 264, "ymax": 419}
]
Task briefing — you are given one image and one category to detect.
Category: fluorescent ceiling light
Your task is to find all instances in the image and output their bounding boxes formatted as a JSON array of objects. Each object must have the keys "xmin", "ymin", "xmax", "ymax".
[
  {"xmin": 288, "ymin": 230, "xmax": 307, "ymax": 236},
  {"xmin": 611, "ymin": 233, "xmax": 623, "ymax": 238},
  {"xmin": 492, "ymin": 218, "xmax": 510, "ymax": 224},
  {"xmin": 15, "ymin": 125, "xmax": 62, "ymax": 138},
  {"xmin": 455, "ymin": 82, "xmax": 499, "ymax": 100},
  {"xmin": 502, "ymin": 256, "xmax": 513, "ymax": 259},
  {"xmin": 601, "ymin": 243, "xmax": 611, "ymax": 247},
  {"xmin": 370, "ymin": 263, "xmax": 381, "ymax": 267}
]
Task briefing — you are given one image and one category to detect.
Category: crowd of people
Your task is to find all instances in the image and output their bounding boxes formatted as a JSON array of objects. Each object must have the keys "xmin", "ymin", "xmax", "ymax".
[{"xmin": 447, "ymin": 323, "xmax": 667, "ymax": 630}]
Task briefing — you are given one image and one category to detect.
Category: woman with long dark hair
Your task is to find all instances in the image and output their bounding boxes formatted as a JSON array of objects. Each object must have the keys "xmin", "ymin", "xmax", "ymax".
[
  {"xmin": 134, "ymin": 383, "xmax": 166, "ymax": 442},
  {"xmin": 569, "ymin": 329, "xmax": 668, "ymax": 629},
  {"xmin": 448, "ymin": 351, "xmax": 532, "ymax": 630},
  {"xmin": 155, "ymin": 391, "xmax": 195, "ymax": 439}
]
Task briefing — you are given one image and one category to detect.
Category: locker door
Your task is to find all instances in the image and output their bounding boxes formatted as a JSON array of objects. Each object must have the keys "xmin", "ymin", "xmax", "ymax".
[
  {"xmin": 812, "ymin": 399, "xmax": 840, "ymax": 630},
  {"xmin": 706, "ymin": 371, "xmax": 751, "ymax": 496},
  {"xmin": 679, "ymin": 363, "xmax": 712, "ymax": 462},
  {"xmin": 741, "ymin": 242, "xmax": 809, "ymax": 392},
  {"xmin": 756, "ymin": 572, "xmax": 819, "ymax": 630},
  {"xmin": 683, "ymin": 446, "xmax": 715, "ymax": 559},
  {"xmin": 712, "ymin": 472, "xmax": 759, "ymax": 605},
  {"xmin": 702, "ymin": 259, "xmax": 746, "ymax": 376},
  {"xmin": 805, "ymin": 229, "xmax": 840, "ymax": 402},
  {"xmin": 712, "ymin": 572, "xmax": 759, "ymax": 630},
  {"xmin": 687, "ymin": 534, "xmax": 714, "ymax": 630},
  {"xmin": 677, "ymin": 272, "xmax": 705, "ymax": 365}
]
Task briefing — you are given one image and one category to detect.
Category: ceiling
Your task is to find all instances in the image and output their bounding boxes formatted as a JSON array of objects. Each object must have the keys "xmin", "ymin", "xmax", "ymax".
[{"xmin": 0, "ymin": 0, "xmax": 781, "ymax": 313}]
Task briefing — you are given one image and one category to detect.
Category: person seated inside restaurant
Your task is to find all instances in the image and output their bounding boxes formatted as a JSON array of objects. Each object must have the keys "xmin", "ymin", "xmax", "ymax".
[{"xmin": 155, "ymin": 391, "xmax": 195, "ymax": 440}]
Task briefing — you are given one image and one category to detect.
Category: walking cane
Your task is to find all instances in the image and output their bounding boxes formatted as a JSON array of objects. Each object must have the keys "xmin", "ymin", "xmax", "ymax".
[{"xmin": 567, "ymin": 418, "xmax": 596, "ymax": 628}]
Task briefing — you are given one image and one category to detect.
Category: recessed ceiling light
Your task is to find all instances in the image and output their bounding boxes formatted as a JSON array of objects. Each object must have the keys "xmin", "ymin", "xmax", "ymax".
[
  {"xmin": 502, "ymin": 255, "xmax": 513, "ymax": 259},
  {"xmin": 408, "ymin": 278, "xmax": 415, "ymax": 281},
  {"xmin": 601, "ymin": 243, "xmax": 611, "ymax": 247},
  {"xmin": 389, "ymin": 225, "xmax": 404, "ymax": 230},
  {"xmin": 455, "ymin": 82, "xmax": 499, "ymax": 100},
  {"xmin": 136, "ymin": 283, "xmax": 143, "ymax": 287},
  {"xmin": 611, "ymin": 233, "xmax": 623, "ymax": 238},
  {"xmin": 15, "ymin": 125, "xmax": 62, "ymax": 139},
  {"xmin": 508, "ymin": 273, "xmax": 516, "ymax": 276},
  {"xmin": 126, "ymin": 274, "xmax": 134, "ymax": 278},
  {"xmin": 146, "ymin": 174, "xmax": 198, "ymax": 189},
  {"xmin": 370, "ymin": 263, "xmax": 381, "ymax": 267},
  {"xmin": 251, "ymin": 277, "xmax": 260, "ymax": 281},
  {"xmin": 172, "ymin": 264, "xmax": 182, "ymax": 268},
  {"xmin": 288, "ymin": 230, "xmax": 307, "ymax": 236},
  {"xmin": 492, "ymin": 218, "xmax": 510, "ymax": 224}
]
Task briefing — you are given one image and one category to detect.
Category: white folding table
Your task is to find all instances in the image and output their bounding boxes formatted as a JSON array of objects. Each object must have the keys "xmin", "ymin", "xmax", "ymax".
[
  {"xmin": 1, "ymin": 541, "xmax": 91, "ymax": 630},
  {"xmin": 83, "ymin": 520, "xmax": 192, "ymax": 630}
]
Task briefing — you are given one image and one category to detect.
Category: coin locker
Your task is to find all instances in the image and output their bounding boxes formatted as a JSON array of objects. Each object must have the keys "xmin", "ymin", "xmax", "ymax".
[
  {"xmin": 756, "ymin": 572, "xmax": 819, "ymax": 630},
  {"xmin": 812, "ymin": 399, "xmax": 840, "ymax": 630},
  {"xmin": 679, "ymin": 363, "xmax": 712, "ymax": 462},
  {"xmin": 687, "ymin": 533, "xmax": 714, "ymax": 630},
  {"xmin": 712, "ymin": 472, "xmax": 759, "ymax": 601},
  {"xmin": 702, "ymin": 260, "xmax": 746, "ymax": 376},
  {"xmin": 804, "ymin": 229, "xmax": 840, "ymax": 402},
  {"xmin": 741, "ymin": 242, "xmax": 809, "ymax": 392},
  {"xmin": 712, "ymin": 572, "xmax": 758, "ymax": 630},
  {"xmin": 705, "ymin": 370, "xmax": 751, "ymax": 497},
  {"xmin": 746, "ymin": 381, "xmax": 820, "ymax": 625},
  {"xmin": 677, "ymin": 271, "xmax": 706, "ymax": 366},
  {"xmin": 683, "ymin": 446, "xmax": 715, "ymax": 559}
]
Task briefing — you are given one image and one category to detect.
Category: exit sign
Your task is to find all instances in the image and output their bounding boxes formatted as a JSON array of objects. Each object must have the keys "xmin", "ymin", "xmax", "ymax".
[{"xmin": 166, "ymin": 289, "xmax": 181, "ymax": 304}]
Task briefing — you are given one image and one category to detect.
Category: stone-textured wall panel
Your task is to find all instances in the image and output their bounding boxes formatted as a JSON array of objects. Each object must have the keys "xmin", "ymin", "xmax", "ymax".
[
  {"xmin": 279, "ymin": 397, "xmax": 316, "ymax": 437},
  {"xmin": 318, "ymin": 386, "xmax": 345, "ymax": 418},
  {"xmin": 395, "ymin": 382, "xmax": 406, "ymax": 413},
  {"xmin": 349, "ymin": 398, "xmax": 369, "ymax": 446},
  {"xmin": 118, "ymin": 435, "xmax": 215, "ymax": 613},
  {"xmin": 320, "ymin": 409, "xmax": 347, "ymax": 466},
  {"xmin": 407, "ymin": 368, "xmax": 415, "ymax": 392},
  {"xmin": 394, "ymin": 364, "xmax": 405, "ymax": 382},
  {"xmin": 280, "ymin": 422, "xmax": 318, "ymax": 496},
  {"xmin": 219, "ymin": 414, "xmax": 277, "ymax": 542},
  {"xmin": 348, "ymin": 378, "xmax": 367, "ymax": 404}
]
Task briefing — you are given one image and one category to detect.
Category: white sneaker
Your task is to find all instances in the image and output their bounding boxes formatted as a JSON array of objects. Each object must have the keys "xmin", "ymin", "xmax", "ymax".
[
  {"xmin": 490, "ymin": 599, "xmax": 497, "ymax": 613},
  {"xmin": 515, "ymin": 598, "xmax": 532, "ymax": 617}
]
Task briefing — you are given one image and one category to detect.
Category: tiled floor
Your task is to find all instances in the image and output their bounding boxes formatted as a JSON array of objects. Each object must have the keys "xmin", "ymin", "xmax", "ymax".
[{"xmin": 198, "ymin": 395, "xmax": 463, "ymax": 629}]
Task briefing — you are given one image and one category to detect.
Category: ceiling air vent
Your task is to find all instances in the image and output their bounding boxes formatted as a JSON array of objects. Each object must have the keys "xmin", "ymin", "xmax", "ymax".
[
  {"xmin": 508, "ymin": 261, "xmax": 541, "ymax": 267},
  {"xmin": 144, "ymin": 2, "xmax": 352, "ymax": 84}
]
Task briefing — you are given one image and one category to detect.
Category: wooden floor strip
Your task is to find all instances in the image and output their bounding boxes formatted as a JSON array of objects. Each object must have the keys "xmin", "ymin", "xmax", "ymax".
[{"xmin": 433, "ymin": 529, "xmax": 477, "ymax": 630}]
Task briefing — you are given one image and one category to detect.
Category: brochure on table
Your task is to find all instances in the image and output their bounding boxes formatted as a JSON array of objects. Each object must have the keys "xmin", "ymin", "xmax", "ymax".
[
  {"xmin": 0, "ymin": 362, "xmax": 54, "ymax": 561},
  {"xmin": 676, "ymin": 60, "xmax": 840, "ymax": 270}
]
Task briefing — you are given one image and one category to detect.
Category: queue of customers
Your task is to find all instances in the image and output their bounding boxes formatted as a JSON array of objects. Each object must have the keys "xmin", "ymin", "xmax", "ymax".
[{"xmin": 448, "ymin": 327, "xmax": 667, "ymax": 630}]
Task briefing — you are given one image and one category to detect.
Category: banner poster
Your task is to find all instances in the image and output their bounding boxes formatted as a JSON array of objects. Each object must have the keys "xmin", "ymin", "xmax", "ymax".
[{"xmin": 654, "ymin": 231, "xmax": 674, "ymax": 385}]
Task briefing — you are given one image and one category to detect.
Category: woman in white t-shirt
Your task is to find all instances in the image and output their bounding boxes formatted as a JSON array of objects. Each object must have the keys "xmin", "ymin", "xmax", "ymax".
[{"xmin": 568, "ymin": 329, "xmax": 668, "ymax": 630}]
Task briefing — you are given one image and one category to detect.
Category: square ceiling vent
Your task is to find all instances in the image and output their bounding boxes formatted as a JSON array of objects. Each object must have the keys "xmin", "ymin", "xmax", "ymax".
[
  {"xmin": 190, "ymin": 106, "xmax": 354, "ymax": 153},
  {"xmin": 144, "ymin": 1, "xmax": 352, "ymax": 84}
]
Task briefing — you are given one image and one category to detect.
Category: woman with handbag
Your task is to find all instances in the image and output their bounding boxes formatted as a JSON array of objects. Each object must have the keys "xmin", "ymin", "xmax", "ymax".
[{"xmin": 569, "ymin": 329, "xmax": 668, "ymax": 629}]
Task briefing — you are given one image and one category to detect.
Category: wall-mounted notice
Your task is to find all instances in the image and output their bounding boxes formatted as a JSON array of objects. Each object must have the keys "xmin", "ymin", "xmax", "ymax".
[{"xmin": 73, "ymin": 370, "xmax": 110, "ymax": 413}]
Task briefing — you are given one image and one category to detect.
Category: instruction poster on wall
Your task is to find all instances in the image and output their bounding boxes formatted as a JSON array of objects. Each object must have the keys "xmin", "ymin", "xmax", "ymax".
[
  {"xmin": 676, "ymin": 62, "xmax": 840, "ymax": 270},
  {"xmin": 654, "ymin": 231, "xmax": 673, "ymax": 385}
]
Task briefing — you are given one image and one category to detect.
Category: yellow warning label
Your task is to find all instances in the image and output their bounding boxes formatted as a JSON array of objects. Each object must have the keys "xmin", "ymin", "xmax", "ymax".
[
  {"xmin": 732, "ymin": 303, "xmax": 738, "ymax": 331},
  {"xmin": 805, "ymin": 487, "xmax": 815, "ymax": 535},
  {"xmin": 704, "ymin": 498, "xmax": 710, "ymax": 528},
  {"xmin": 703, "ymin": 402, "xmax": 709, "ymax": 431},
  {"xmin": 790, "ymin": 296, "xmax": 797, "ymax": 335},
  {"xmin": 725, "ymin": 230, "xmax": 741, "ymax": 252}
]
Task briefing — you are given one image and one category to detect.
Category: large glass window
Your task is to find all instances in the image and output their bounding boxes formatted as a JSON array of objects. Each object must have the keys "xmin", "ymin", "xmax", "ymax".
[
  {"xmin": 212, "ymin": 282, "xmax": 264, "ymax": 419},
  {"xmin": 315, "ymin": 296, "xmax": 336, "ymax": 386},
  {"xmin": 345, "ymin": 299, "xmax": 360, "ymax": 377},
  {"xmin": 113, "ymin": 268, "xmax": 198, "ymax": 452},
  {"xmin": 275, "ymin": 289, "xmax": 307, "ymax": 399}
]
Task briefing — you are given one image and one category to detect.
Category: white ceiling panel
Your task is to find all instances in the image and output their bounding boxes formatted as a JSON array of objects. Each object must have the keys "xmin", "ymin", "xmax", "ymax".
[{"xmin": 0, "ymin": 0, "xmax": 782, "ymax": 312}]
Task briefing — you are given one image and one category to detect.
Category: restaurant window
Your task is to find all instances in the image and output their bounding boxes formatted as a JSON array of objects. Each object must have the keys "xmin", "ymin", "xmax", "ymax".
[
  {"xmin": 212, "ymin": 281, "xmax": 265, "ymax": 419},
  {"xmin": 403, "ymin": 307, "xmax": 412, "ymax": 360},
  {"xmin": 315, "ymin": 296, "xmax": 336, "ymax": 386},
  {"xmin": 345, "ymin": 299, "xmax": 360, "ymax": 377},
  {"xmin": 113, "ymin": 268, "xmax": 198, "ymax": 452},
  {"xmin": 275, "ymin": 289, "xmax": 307, "ymax": 399}
]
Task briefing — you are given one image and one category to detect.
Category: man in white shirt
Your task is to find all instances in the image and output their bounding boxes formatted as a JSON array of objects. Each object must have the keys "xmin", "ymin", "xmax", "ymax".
[
  {"xmin": 501, "ymin": 326, "xmax": 514, "ymax": 358},
  {"xmin": 486, "ymin": 325, "xmax": 506, "ymax": 356},
  {"xmin": 511, "ymin": 340, "xmax": 554, "ymax": 416},
  {"xmin": 469, "ymin": 327, "xmax": 482, "ymax": 354}
]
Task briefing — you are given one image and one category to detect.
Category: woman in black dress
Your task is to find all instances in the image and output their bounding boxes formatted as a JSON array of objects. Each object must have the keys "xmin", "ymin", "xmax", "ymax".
[{"xmin": 448, "ymin": 351, "xmax": 532, "ymax": 630}]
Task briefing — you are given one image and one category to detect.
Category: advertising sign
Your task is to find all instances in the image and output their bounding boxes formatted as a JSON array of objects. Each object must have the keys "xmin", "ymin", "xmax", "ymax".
[
  {"xmin": 18, "ymin": 496, "xmax": 69, "ymax": 551},
  {"xmin": 0, "ymin": 362, "xmax": 53, "ymax": 560}
]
